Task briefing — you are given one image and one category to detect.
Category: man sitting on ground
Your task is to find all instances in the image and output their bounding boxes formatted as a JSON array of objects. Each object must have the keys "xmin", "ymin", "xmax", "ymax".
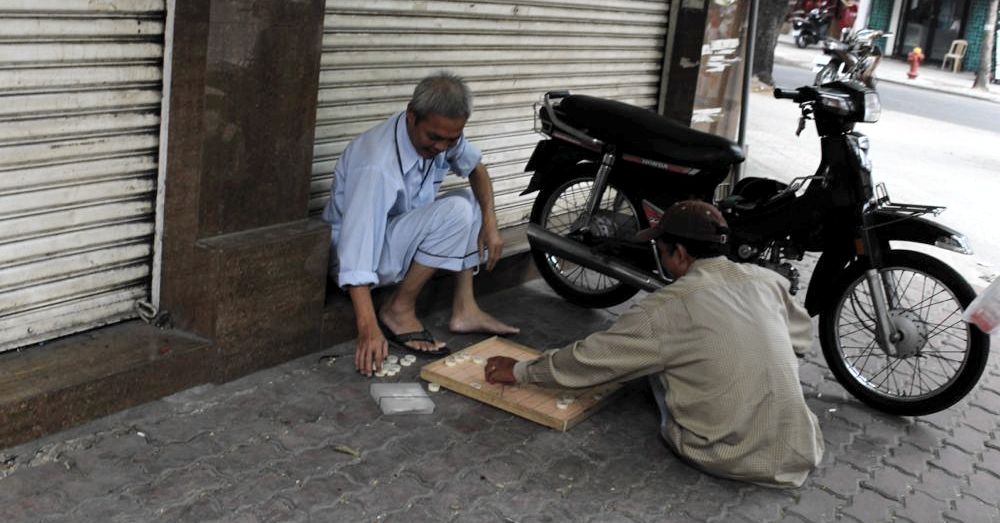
[
  {"xmin": 323, "ymin": 72, "xmax": 518, "ymax": 377},
  {"xmin": 485, "ymin": 200, "xmax": 823, "ymax": 488}
]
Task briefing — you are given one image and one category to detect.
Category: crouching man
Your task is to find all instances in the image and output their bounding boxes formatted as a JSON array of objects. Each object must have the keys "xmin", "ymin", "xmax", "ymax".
[{"xmin": 485, "ymin": 200, "xmax": 823, "ymax": 488}]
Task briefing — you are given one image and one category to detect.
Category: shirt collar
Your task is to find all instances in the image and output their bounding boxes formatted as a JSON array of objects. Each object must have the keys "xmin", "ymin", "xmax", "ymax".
[{"xmin": 395, "ymin": 112, "xmax": 423, "ymax": 174}]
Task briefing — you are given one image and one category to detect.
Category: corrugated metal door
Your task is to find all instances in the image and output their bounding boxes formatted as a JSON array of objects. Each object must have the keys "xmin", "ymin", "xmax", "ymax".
[
  {"xmin": 0, "ymin": 1, "xmax": 165, "ymax": 352},
  {"xmin": 312, "ymin": 0, "xmax": 671, "ymax": 253}
]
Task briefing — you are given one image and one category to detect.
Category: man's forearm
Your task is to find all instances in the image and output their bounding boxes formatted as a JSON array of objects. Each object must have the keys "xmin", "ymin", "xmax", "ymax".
[
  {"xmin": 468, "ymin": 162, "xmax": 497, "ymax": 225},
  {"xmin": 347, "ymin": 285, "xmax": 378, "ymax": 334}
]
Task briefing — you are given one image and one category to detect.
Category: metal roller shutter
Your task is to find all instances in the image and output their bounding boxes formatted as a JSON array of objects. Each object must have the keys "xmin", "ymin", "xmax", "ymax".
[
  {"xmin": 312, "ymin": 0, "xmax": 671, "ymax": 253},
  {"xmin": 0, "ymin": 0, "xmax": 165, "ymax": 352}
]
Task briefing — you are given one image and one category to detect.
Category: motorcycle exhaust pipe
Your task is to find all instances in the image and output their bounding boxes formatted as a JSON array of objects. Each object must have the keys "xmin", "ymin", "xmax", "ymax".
[{"xmin": 526, "ymin": 223, "xmax": 667, "ymax": 293}]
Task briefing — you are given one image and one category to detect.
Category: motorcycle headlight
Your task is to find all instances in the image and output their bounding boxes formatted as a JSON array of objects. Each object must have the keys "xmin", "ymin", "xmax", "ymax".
[
  {"xmin": 818, "ymin": 92, "xmax": 854, "ymax": 115},
  {"xmin": 862, "ymin": 91, "xmax": 881, "ymax": 122}
]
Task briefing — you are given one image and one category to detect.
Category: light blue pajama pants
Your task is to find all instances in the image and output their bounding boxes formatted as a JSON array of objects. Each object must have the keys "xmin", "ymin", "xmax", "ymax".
[{"xmin": 375, "ymin": 188, "xmax": 482, "ymax": 287}]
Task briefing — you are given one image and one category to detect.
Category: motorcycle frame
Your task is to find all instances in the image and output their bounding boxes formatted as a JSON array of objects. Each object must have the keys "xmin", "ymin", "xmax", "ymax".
[{"xmin": 523, "ymin": 90, "xmax": 973, "ymax": 351}]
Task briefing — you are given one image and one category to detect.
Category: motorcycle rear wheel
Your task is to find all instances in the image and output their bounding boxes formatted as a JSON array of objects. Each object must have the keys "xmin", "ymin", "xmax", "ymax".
[
  {"xmin": 819, "ymin": 250, "xmax": 989, "ymax": 416},
  {"xmin": 529, "ymin": 169, "xmax": 644, "ymax": 308}
]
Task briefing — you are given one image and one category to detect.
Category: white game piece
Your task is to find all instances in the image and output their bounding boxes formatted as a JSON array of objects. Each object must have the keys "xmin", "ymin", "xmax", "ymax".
[
  {"xmin": 455, "ymin": 353, "xmax": 470, "ymax": 362},
  {"xmin": 402, "ymin": 353, "xmax": 417, "ymax": 362},
  {"xmin": 386, "ymin": 369, "xmax": 398, "ymax": 377},
  {"xmin": 375, "ymin": 369, "xmax": 387, "ymax": 377},
  {"xmin": 560, "ymin": 394, "xmax": 575, "ymax": 404},
  {"xmin": 556, "ymin": 400, "xmax": 569, "ymax": 410},
  {"xmin": 470, "ymin": 382, "xmax": 482, "ymax": 390},
  {"xmin": 400, "ymin": 359, "xmax": 413, "ymax": 367},
  {"xmin": 445, "ymin": 356, "xmax": 457, "ymax": 367},
  {"xmin": 386, "ymin": 355, "xmax": 398, "ymax": 364},
  {"xmin": 472, "ymin": 356, "xmax": 485, "ymax": 365},
  {"xmin": 428, "ymin": 383, "xmax": 441, "ymax": 392}
]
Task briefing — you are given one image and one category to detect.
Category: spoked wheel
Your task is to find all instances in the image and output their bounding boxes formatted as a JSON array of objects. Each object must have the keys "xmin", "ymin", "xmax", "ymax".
[
  {"xmin": 820, "ymin": 250, "xmax": 990, "ymax": 416},
  {"xmin": 529, "ymin": 168, "xmax": 644, "ymax": 308}
]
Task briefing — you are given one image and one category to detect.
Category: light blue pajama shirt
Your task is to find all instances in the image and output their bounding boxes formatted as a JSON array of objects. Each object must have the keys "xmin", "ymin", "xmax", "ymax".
[{"xmin": 321, "ymin": 111, "xmax": 484, "ymax": 288}]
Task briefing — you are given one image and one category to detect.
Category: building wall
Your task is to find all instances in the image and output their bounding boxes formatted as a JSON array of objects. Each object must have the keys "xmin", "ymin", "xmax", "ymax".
[{"xmin": 964, "ymin": 0, "xmax": 998, "ymax": 72}]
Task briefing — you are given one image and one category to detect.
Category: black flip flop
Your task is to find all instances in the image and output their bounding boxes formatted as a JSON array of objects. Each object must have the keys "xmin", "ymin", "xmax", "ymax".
[{"xmin": 378, "ymin": 320, "xmax": 450, "ymax": 357}]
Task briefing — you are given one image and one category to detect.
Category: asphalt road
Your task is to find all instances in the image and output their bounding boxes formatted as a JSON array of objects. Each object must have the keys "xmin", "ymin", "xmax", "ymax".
[{"xmin": 772, "ymin": 63, "xmax": 1000, "ymax": 133}]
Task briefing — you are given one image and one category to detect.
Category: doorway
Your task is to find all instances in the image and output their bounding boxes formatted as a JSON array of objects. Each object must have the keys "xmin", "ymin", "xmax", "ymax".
[{"xmin": 897, "ymin": 0, "xmax": 969, "ymax": 61}]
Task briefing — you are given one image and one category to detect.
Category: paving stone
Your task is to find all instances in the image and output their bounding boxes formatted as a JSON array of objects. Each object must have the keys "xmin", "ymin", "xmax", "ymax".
[
  {"xmin": 785, "ymin": 487, "xmax": 843, "ymax": 522},
  {"xmin": 961, "ymin": 470, "xmax": 1000, "ymax": 506},
  {"xmin": 245, "ymin": 494, "xmax": 307, "ymax": 522},
  {"xmin": 921, "ymin": 409, "xmax": 963, "ymax": 434},
  {"xmin": 838, "ymin": 436, "xmax": 891, "ymax": 472},
  {"xmin": 840, "ymin": 489, "xmax": 897, "ymax": 523},
  {"xmin": 338, "ymin": 444, "xmax": 409, "ymax": 487},
  {"xmin": 906, "ymin": 419, "xmax": 951, "ymax": 452},
  {"xmin": 931, "ymin": 443, "xmax": 977, "ymax": 479},
  {"xmin": 883, "ymin": 442, "xmax": 930, "ymax": 477},
  {"xmin": 960, "ymin": 405, "xmax": 999, "ymax": 434},
  {"xmin": 862, "ymin": 465, "xmax": 916, "ymax": 502},
  {"xmin": 724, "ymin": 488, "xmax": 796, "ymax": 522},
  {"xmin": 124, "ymin": 462, "xmax": 228, "ymax": 508},
  {"xmin": 861, "ymin": 416, "xmax": 913, "ymax": 447},
  {"xmin": 677, "ymin": 478, "xmax": 743, "ymax": 521},
  {"xmin": 266, "ymin": 471, "xmax": 354, "ymax": 511},
  {"xmin": 946, "ymin": 423, "xmax": 990, "ymax": 454},
  {"xmin": 158, "ymin": 493, "xmax": 227, "ymax": 522},
  {"xmin": 349, "ymin": 473, "xmax": 435, "ymax": 513},
  {"xmin": 813, "ymin": 459, "xmax": 866, "ymax": 498},
  {"xmin": 913, "ymin": 465, "xmax": 965, "ymax": 502},
  {"xmin": 945, "ymin": 494, "xmax": 1000, "ymax": 523},
  {"xmin": 893, "ymin": 489, "xmax": 949, "ymax": 523},
  {"xmin": 818, "ymin": 417, "xmax": 861, "ymax": 451},
  {"xmin": 978, "ymin": 444, "xmax": 1000, "ymax": 478}
]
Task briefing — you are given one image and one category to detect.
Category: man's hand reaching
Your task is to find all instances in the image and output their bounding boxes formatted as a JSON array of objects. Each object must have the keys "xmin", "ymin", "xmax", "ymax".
[
  {"xmin": 355, "ymin": 324, "xmax": 388, "ymax": 377},
  {"xmin": 485, "ymin": 356, "xmax": 518, "ymax": 384}
]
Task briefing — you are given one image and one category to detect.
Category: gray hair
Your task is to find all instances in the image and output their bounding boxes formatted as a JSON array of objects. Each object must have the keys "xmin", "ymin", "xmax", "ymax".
[{"xmin": 408, "ymin": 71, "xmax": 473, "ymax": 121}]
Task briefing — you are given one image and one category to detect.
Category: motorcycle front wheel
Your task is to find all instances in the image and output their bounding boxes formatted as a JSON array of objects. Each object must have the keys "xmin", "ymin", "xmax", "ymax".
[
  {"xmin": 819, "ymin": 250, "xmax": 989, "ymax": 416},
  {"xmin": 529, "ymin": 168, "xmax": 644, "ymax": 308},
  {"xmin": 795, "ymin": 34, "xmax": 809, "ymax": 48}
]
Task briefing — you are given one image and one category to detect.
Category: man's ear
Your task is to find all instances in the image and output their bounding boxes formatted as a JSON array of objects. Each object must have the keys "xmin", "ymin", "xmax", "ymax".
[{"xmin": 674, "ymin": 242, "xmax": 690, "ymax": 261}]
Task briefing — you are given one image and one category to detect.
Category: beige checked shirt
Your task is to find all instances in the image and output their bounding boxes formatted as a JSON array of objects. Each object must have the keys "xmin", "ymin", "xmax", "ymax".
[{"xmin": 514, "ymin": 257, "xmax": 824, "ymax": 488}]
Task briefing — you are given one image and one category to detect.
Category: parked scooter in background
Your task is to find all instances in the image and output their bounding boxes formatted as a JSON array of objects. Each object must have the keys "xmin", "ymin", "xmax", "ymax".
[
  {"xmin": 792, "ymin": 8, "xmax": 833, "ymax": 48},
  {"xmin": 813, "ymin": 29, "xmax": 889, "ymax": 87}
]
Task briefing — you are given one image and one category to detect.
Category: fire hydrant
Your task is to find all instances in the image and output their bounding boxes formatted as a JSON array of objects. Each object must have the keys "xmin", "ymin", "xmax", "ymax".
[{"xmin": 907, "ymin": 47, "xmax": 924, "ymax": 79}]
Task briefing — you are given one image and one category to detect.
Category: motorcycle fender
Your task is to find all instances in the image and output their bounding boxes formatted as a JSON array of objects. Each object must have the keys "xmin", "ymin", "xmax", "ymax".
[
  {"xmin": 804, "ymin": 247, "xmax": 855, "ymax": 317},
  {"xmin": 869, "ymin": 210, "xmax": 973, "ymax": 254},
  {"xmin": 803, "ymin": 211, "xmax": 972, "ymax": 316},
  {"xmin": 520, "ymin": 139, "xmax": 596, "ymax": 196}
]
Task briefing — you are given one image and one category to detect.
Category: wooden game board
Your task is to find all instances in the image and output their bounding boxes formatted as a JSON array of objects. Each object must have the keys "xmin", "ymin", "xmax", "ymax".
[{"xmin": 419, "ymin": 336, "xmax": 621, "ymax": 431}]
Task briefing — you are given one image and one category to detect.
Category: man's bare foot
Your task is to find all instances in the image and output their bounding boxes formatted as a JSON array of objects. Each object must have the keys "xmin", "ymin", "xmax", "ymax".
[
  {"xmin": 378, "ymin": 307, "xmax": 446, "ymax": 352},
  {"xmin": 449, "ymin": 309, "xmax": 520, "ymax": 335}
]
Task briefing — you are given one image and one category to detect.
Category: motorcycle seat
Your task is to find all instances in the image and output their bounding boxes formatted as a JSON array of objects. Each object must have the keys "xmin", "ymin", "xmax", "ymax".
[{"xmin": 555, "ymin": 95, "xmax": 745, "ymax": 170}]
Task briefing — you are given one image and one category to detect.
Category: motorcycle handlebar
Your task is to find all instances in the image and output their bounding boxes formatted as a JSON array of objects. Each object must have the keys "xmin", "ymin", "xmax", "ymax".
[{"xmin": 773, "ymin": 88, "xmax": 802, "ymax": 101}]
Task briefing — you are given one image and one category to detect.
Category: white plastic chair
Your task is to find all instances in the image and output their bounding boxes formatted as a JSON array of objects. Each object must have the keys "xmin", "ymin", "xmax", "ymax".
[{"xmin": 941, "ymin": 39, "xmax": 968, "ymax": 73}]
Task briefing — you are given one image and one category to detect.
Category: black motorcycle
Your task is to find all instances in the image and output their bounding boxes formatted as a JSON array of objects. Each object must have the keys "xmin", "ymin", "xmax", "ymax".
[
  {"xmin": 792, "ymin": 8, "xmax": 833, "ymax": 48},
  {"xmin": 522, "ymin": 84, "xmax": 989, "ymax": 416}
]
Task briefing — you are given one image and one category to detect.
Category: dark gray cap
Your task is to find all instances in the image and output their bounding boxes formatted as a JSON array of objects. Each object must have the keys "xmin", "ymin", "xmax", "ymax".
[{"xmin": 636, "ymin": 200, "xmax": 729, "ymax": 244}]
